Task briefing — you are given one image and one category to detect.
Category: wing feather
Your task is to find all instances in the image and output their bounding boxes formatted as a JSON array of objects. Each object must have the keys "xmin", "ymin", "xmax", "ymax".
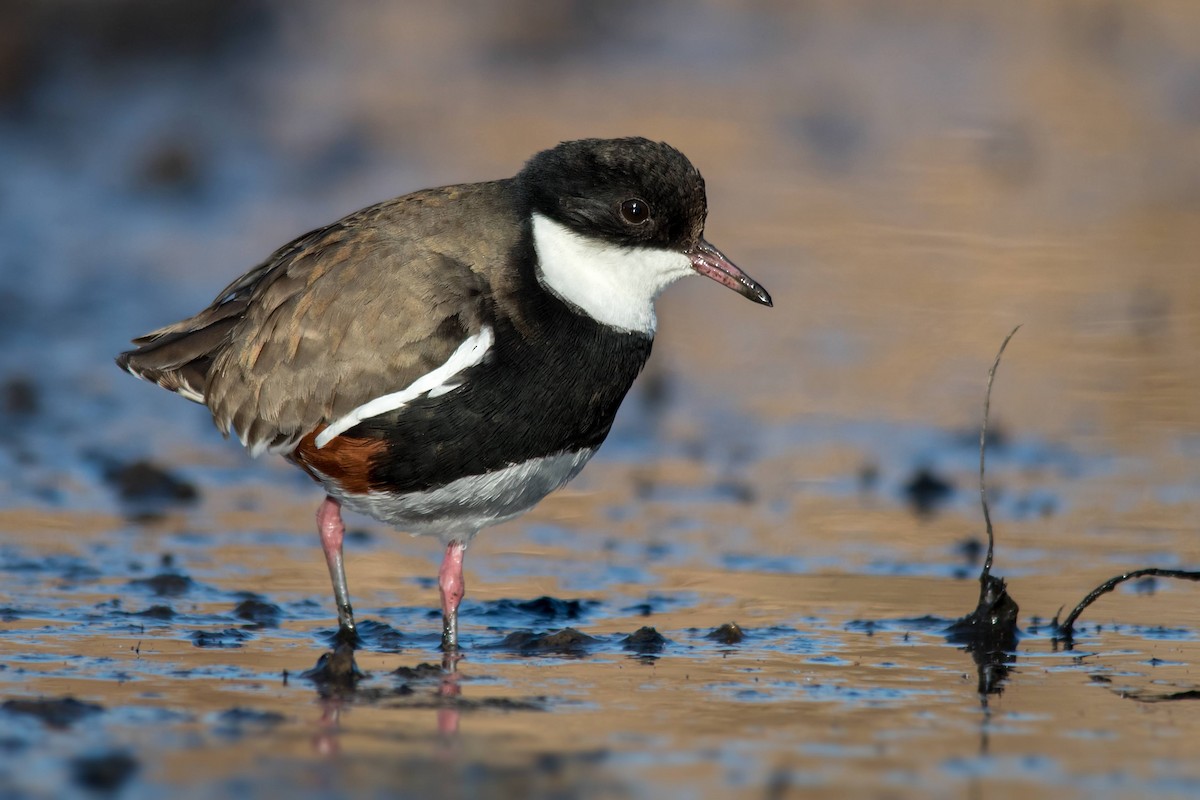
[{"xmin": 119, "ymin": 182, "xmax": 514, "ymax": 455}]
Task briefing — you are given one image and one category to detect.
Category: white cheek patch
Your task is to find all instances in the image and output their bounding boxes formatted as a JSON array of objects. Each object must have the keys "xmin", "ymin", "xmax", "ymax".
[
  {"xmin": 314, "ymin": 325, "xmax": 494, "ymax": 449},
  {"xmin": 532, "ymin": 213, "xmax": 694, "ymax": 334}
]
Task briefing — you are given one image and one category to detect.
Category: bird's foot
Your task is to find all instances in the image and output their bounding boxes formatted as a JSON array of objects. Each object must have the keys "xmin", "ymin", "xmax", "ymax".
[
  {"xmin": 301, "ymin": 640, "xmax": 364, "ymax": 696},
  {"xmin": 332, "ymin": 621, "xmax": 360, "ymax": 649}
]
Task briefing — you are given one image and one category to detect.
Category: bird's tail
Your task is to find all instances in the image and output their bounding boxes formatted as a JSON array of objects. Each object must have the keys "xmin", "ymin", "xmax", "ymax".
[{"xmin": 115, "ymin": 300, "xmax": 247, "ymax": 405}]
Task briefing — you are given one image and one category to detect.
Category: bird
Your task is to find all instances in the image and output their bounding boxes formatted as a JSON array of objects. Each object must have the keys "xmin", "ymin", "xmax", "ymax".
[{"xmin": 117, "ymin": 137, "xmax": 772, "ymax": 652}]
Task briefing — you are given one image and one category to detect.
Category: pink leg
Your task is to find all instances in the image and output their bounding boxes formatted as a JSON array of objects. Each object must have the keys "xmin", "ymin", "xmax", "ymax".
[
  {"xmin": 438, "ymin": 541, "xmax": 467, "ymax": 650},
  {"xmin": 317, "ymin": 496, "xmax": 356, "ymax": 638}
]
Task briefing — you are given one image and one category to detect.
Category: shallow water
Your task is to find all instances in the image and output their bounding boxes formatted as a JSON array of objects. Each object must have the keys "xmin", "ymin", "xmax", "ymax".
[{"xmin": 2, "ymin": 2, "xmax": 1200, "ymax": 797}]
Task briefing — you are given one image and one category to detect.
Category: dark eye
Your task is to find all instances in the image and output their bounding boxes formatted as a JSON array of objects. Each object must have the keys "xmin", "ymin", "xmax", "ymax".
[{"xmin": 619, "ymin": 198, "xmax": 650, "ymax": 225}]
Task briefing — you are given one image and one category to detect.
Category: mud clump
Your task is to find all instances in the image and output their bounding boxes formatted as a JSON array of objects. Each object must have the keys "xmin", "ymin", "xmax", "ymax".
[
  {"xmin": 137, "ymin": 139, "xmax": 203, "ymax": 195},
  {"xmin": 2, "ymin": 696, "xmax": 103, "ymax": 729},
  {"xmin": 495, "ymin": 627, "xmax": 599, "ymax": 655},
  {"xmin": 234, "ymin": 597, "xmax": 282, "ymax": 628},
  {"xmin": 903, "ymin": 467, "xmax": 955, "ymax": 515},
  {"xmin": 954, "ymin": 537, "xmax": 986, "ymax": 566},
  {"xmin": 1, "ymin": 375, "xmax": 38, "ymax": 416},
  {"xmin": 484, "ymin": 596, "xmax": 597, "ymax": 622},
  {"xmin": 71, "ymin": 751, "xmax": 139, "ymax": 792},
  {"xmin": 103, "ymin": 459, "xmax": 199, "ymax": 521},
  {"xmin": 390, "ymin": 662, "xmax": 444, "ymax": 681},
  {"xmin": 622, "ymin": 626, "xmax": 669, "ymax": 655},
  {"xmin": 706, "ymin": 622, "xmax": 746, "ymax": 645},
  {"xmin": 130, "ymin": 573, "xmax": 193, "ymax": 597},
  {"xmin": 132, "ymin": 604, "xmax": 176, "ymax": 620},
  {"xmin": 104, "ymin": 460, "xmax": 198, "ymax": 504}
]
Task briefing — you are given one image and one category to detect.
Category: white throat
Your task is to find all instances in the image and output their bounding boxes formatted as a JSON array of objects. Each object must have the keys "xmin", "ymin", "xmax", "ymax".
[{"xmin": 531, "ymin": 213, "xmax": 694, "ymax": 334}]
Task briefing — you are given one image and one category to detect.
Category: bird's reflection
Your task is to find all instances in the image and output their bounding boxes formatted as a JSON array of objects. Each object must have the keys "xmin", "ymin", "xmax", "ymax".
[
  {"xmin": 304, "ymin": 642, "xmax": 465, "ymax": 758},
  {"xmin": 305, "ymin": 641, "xmax": 360, "ymax": 758},
  {"xmin": 313, "ymin": 692, "xmax": 345, "ymax": 757},
  {"xmin": 437, "ymin": 651, "xmax": 462, "ymax": 741}
]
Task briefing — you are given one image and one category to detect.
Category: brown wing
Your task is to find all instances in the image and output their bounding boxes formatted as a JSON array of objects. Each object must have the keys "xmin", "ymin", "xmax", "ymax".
[{"xmin": 119, "ymin": 183, "xmax": 512, "ymax": 455}]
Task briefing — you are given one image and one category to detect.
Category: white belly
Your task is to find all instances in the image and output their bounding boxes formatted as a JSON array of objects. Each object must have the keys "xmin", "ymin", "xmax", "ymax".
[{"xmin": 332, "ymin": 448, "xmax": 596, "ymax": 542}]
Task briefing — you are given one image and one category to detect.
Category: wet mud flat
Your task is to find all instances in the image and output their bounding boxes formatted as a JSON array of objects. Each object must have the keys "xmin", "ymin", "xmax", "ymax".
[
  {"xmin": 3, "ymin": 1, "xmax": 1200, "ymax": 797},
  {"xmin": 3, "ymin": 408, "xmax": 1200, "ymax": 799}
]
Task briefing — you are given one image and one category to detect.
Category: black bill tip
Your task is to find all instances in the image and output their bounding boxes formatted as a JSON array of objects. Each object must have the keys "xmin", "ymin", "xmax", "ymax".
[{"xmin": 688, "ymin": 239, "xmax": 772, "ymax": 307}]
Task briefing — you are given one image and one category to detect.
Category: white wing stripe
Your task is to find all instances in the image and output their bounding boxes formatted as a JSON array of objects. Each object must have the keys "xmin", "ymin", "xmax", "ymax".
[{"xmin": 314, "ymin": 325, "xmax": 494, "ymax": 449}]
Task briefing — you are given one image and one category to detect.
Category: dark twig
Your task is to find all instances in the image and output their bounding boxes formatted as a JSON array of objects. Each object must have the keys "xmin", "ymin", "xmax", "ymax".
[
  {"xmin": 945, "ymin": 327, "xmax": 1023, "ymax": 702},
  {"xmin": 979, "ymin": 325, "xmax": 1021, "ymax": 583},
  {"xmin": 1053, "ymin": 567, "xmax": 1200, "ymax": 643}
]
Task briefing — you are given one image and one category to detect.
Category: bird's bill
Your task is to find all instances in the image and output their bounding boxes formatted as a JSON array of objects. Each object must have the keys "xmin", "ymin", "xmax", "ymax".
[{"xmin": 687, "ymin": 239, "xmax": 773, "ymax": 307}]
